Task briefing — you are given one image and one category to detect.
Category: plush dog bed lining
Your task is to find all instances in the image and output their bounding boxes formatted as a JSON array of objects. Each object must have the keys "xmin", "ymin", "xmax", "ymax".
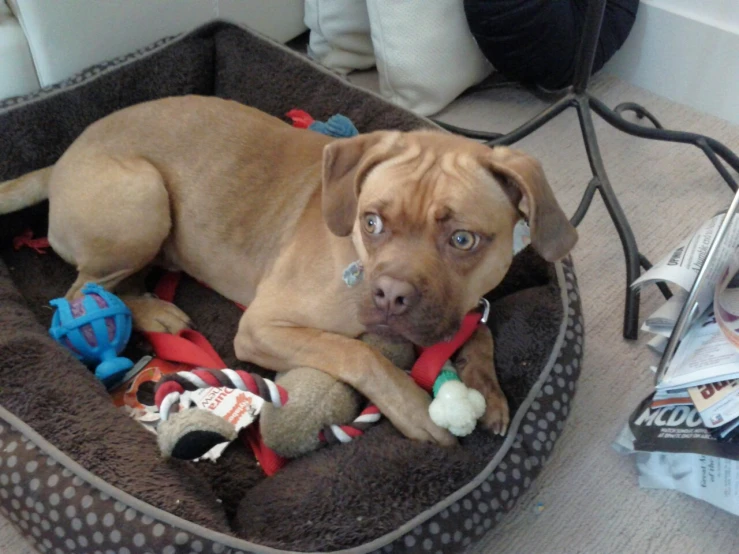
[{"xmin": 0, "ymin": 260, "xmax": 569, "ymax": 554}]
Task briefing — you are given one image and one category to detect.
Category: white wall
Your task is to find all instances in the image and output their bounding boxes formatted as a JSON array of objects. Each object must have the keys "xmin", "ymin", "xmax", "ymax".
[{"xmin": 604, "ymin": 0, "xmax": 739, "ymax": 125}]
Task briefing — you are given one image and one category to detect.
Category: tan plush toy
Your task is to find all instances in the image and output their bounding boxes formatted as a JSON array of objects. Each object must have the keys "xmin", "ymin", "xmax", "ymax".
[{"xmin": 259, "ymin": 334, "xmax": 417, "ymax": 458}]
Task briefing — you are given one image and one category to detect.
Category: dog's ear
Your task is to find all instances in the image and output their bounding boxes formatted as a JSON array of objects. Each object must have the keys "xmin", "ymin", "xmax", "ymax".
[
  {"xmin": 484, "ymin": 146, "xmax": 577, "ymax": 261},
  {"xmin": 322, "ymin": 131, "xmax": 402, "ymax": 236}
]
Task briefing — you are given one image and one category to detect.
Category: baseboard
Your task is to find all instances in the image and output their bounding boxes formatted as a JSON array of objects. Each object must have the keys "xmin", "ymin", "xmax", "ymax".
[{"xmin": 603, "ymin": 0, "xmax": 739, "ymax": 125}]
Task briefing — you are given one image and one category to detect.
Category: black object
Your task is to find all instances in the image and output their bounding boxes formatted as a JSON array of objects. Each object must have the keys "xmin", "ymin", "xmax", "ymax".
[
  {"xmin": 438, "ymin": 0, "xmax": 739, "ymax": 340},
  {"xmin": 464, "ymin": 0, "xmax": 639, "ymax": 89}
]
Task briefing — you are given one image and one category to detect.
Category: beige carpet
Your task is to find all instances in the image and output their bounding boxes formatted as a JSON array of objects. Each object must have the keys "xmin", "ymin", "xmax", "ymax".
[{"xmin": 2, "ymin": 72, "xmax": 739, "ymax": 553}]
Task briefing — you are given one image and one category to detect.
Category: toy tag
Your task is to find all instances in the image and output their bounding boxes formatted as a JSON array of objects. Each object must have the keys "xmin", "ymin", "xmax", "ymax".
[
  {"xmin": 185, "ymin": 387, "xmax": 265, "ymax": 462},
  {"xmin": 188, "ymin": 387, "xmax": 264, "ymax": 429}
]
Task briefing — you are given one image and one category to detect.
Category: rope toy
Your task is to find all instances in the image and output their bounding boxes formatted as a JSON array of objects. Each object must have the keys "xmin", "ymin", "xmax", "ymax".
[
  {"xmin": 152, "ymin": 297, "xmax": 492, "ymax": 461},
  {"xmin": 154, "ymin": 369, "xmax": 380, "ymax": 446},
  {"xmin": 154, "ymin": 326, "xmax": 488, "ymax": 460},
  {"xmin": 286, "ymin": 109, "xmax": 359, "ymax": 137},
  {"xmin": 411, "ymin": 299, "xmax": 491, "ymax": 436},
  {"xmin": 154, "ymin": 368, "xmax": 287, "ymax": 421}
]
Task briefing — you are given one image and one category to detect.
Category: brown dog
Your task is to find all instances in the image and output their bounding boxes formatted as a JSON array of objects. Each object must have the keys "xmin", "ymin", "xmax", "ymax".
[{"xmin": 0, "ymin": 95, "xmax": 576, "ymax": 445}]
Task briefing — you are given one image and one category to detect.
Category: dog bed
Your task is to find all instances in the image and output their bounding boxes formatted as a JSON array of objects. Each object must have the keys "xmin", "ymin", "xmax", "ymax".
[{"xmin": 0, "ymin": 22, "xmax": 584, "ymax": 554}]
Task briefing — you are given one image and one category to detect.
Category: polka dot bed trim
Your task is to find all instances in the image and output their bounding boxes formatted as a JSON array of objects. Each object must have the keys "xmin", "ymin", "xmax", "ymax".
[{"xmin": 0, "ymin": 258, "xmax": 582, "ymax": 554}]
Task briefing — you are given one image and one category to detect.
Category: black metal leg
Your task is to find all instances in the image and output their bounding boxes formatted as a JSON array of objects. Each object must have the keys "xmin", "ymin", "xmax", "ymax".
[
  {"xmin": 488, "ymin": 94, "xmax": 577, "ymax": 147},
  {"xmin": 614, "ymin": 102, "xmax": 664, "ymax": 129},
  {"xmin": 589, "ymin": 97, "xmax": 739, "ymax": 191},
  {"xmin": 570, "ymin": 177, "xmax": 600, "ymax": 227},
  {"xmin": 571, "ymin": 0, "xmax": 607, "ymax": 93},
  {"xmin": 432, "ymin": 120, "xmax": 503, "ymax": 141},
  {"xmin": 576, "ymin": 97, "xmax": 642, "ymax": 338}
]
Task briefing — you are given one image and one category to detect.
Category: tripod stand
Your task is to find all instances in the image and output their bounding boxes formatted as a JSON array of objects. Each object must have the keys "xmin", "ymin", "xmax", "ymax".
[{"xmin": 438, "ymin": 0, "xmax": 739, "ymax": 339}]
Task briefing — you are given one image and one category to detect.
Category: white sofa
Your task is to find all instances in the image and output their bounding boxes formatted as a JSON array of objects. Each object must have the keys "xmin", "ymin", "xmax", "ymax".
[
  {"xmin": 0, "ymin": 0, "xmax": 306, "ymax": 101},
  {"xmin": 0, "ymin": 0, "xmax": 38, "ymax": 99}
]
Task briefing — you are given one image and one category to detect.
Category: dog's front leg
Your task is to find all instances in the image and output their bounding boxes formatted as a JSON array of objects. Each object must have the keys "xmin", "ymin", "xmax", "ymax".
[
  {"xmin": 454, "ymin": 324, "xmax": 510, "ymax": 435},
  {"xmin": 234, "ymin": 311, "xmax": 456, "ymax": 447}
]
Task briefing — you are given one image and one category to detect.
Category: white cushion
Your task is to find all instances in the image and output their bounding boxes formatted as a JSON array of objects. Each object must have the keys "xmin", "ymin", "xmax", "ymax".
[
  {"xmin": 9, "ymin": 0, "xmax": 306, "ymax": 88},
  {"xmin": 304, "ymin": 0, "xmax": 375, "ymax": 75},
  {"xmin": 0, "ymin": 1, "xmax": 39, "ymax": 99},
  {"xmin": 220, "ymin": 0, "xmax": 306, "ymax": 44},
  {"xmin": 365, "ymin": 0, "xmax": 493, "ymax": 116}
]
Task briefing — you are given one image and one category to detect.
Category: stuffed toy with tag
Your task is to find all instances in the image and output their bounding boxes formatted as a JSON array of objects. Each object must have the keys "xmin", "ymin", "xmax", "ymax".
[
  {"xmin": 155, "ymin": 333, "xmax": 417, "ymax": 461},
  {"xmin": 154, "ymin": 333, "xmax": 488, "ymax": 466}
]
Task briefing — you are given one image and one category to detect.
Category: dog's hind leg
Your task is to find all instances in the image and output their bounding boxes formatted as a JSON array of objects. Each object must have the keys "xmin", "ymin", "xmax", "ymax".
[
  {"xmin": 49, "ymin": 156, "xmax": 190, "ymax": 333},
  {"xmin": 64, "ymin": 268, "xmax": 138, "ymax": 300}
]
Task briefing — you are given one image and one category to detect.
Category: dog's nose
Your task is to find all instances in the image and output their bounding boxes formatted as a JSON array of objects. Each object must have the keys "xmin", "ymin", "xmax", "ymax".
[{"xmin": 373, "ymin": 276, "xmax": 419, "ymax": 316}]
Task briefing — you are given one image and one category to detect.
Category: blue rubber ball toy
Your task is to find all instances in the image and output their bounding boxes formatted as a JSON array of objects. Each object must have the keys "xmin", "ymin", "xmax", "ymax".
[{"xmin": 49, "ymin": 283, "xmax": 133, "ymax": 387}]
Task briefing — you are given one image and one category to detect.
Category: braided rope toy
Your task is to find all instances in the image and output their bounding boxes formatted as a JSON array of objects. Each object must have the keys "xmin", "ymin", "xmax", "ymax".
[
  {"xmin": 153, "ymin": 361, "xmax": 480, "ymax": 451},
  {"xmin": 154, "ymin": 368, "xmax": 384, "ymax": 445},
  {"xmin": 155, "ymin": 368, "xmax": 286, "ymax": 420}
]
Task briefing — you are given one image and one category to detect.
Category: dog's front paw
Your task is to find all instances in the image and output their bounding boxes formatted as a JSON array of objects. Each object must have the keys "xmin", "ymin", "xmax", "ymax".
[
  {"xmin": 380, "ymin": 376, "xmax": 457, "ymax": 447},
  {"xmin": 123, "ymin": 295, "xmax": 192, "ymax": 334},
  {"xmin": 457, "ymin": 358, "xmax": 509, "ymax": 436},
  {"xmin": 479, "ymin": 387, "xmax": 509, "ymax": 436}
]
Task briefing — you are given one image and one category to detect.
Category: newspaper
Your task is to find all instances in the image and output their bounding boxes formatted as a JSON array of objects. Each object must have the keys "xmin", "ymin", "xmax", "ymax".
[
  {"xmin": 613, "ymin": 394, "xmax": 739, "ymax": 516},
  {"xmin": 616, "ymin": 211, "xmax": 739, "ymax": 514},
  {"xmin": 713, "ymin": 417, "xmax": 739, "ymax": 441},
  {"xmin": 641, "ymin": 292, "xmax": 688, "ymax": 338},
  {"xmin": 635, "ymin": 452, "xmax": 739, "ymax": 517},
  {"xmin": 632, "ymin": 209, "xmax": 739, "ymax": 390},
  {"xmin": 650, "ymin": 388, "xmax": 692, "ymax": 409},
  {"xmin": 647, "ymin": 334, "xmax": 668, "ymax": 355},
  {"xmin": 632, "ymin": 211, "xmax": 739, "ymax": 319},
  {"xmin": 619, "ymin": 393, "xmax": 739, "ymax": 460},
  {"xmin": 656, "ymin": 309, "xmax": 739, "ymax": 390},
  {"xmin": 714, "ymin": 248, "xmax": 739, "ymax": 349}
]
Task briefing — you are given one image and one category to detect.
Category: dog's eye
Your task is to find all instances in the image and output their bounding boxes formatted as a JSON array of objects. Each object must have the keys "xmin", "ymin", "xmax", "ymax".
[
  {"xmin": 363, "ymin": 213, "xmax": 384, "ymax": 235},
  {"xmin": 450, "ymin": 230, "xmax": 479, "ymax": 251}
]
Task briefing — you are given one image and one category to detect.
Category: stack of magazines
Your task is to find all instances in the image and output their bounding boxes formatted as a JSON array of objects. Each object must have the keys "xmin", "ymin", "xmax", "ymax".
[{"xmin": 614, "ymin": 210, "xmax": 739, "ymax": 516}]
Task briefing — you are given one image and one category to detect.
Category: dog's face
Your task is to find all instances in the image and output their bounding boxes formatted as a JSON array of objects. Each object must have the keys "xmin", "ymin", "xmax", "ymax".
[{"xmin": 322, "ymin": 131, "xmax": 577, "ymax": 346}]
